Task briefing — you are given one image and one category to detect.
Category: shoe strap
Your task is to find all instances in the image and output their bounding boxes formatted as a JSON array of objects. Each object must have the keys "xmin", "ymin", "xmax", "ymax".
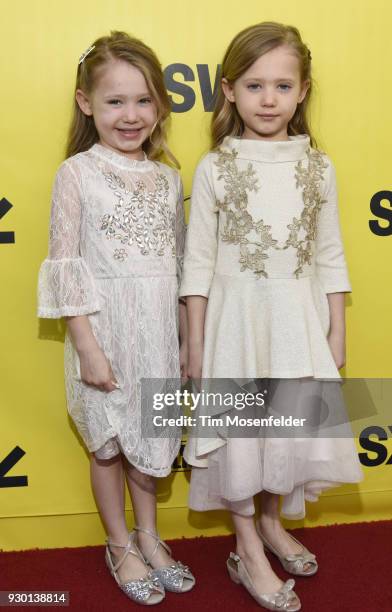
[
  {"xmin": 106, "ymin": 533, "xmax": 141, "ymax": 573},
  {"xmin": 230, "ymin": 553, "xmax": 296, "ymax": 608},
  {"xmin": 259, "ymin": 527, "xmax": 316, "ymax": 566},
  {"xmin": 230, "ymin": 552, "xmax": 250, "ymax": 581},
  {"xmin": 134, "ymin": 525, "xmax": 172, "ymax": 565}
]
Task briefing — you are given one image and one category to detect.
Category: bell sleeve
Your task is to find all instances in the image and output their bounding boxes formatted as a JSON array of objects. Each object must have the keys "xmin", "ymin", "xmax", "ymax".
[
  {"xmin": 179, "ymin": 155, "xmax": 218, "ymax": 298},
  {"xmin": 315, "ymin": 158, "xmax": 352, "ymax": 294},
  {"xmin": 37, "ymin": 161, "xmax": 101, "ymax": 318}
]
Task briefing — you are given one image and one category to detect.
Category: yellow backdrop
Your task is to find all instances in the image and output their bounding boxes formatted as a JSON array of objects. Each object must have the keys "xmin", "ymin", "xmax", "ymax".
[{"xmin": 1, "ymin": 0, "xmax": 391, "ymax": 551}]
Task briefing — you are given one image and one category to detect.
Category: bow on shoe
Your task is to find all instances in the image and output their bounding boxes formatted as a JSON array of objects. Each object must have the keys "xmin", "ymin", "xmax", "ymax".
[
  {"xmin": 175, "ymin": 560, "xmax": 192, "ymax": 576},
  {"xmin": 123, "ymin": 575, "xmax": 163, "ymax": 602},
  {"xmin": 164, "ymin": 561, "xmax": 190, "ymax": 583},
  {"xmin": 285, "ymin": 551, "xmax": 317, "ymax": 572},
  {"xmin": 147, "ymin": 575, "xmax": 163, "ymax": 588},
  {"xmin": 153, "ymin": 561, "xmax": 192, "ymax": 591},
  {"xmin": 274, "ymin": 579, "xmax": 296, "ymax": 609}
]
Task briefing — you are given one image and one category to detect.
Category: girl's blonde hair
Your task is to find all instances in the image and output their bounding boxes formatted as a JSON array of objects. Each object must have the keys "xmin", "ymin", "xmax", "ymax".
[
  {"xmin": 66, "ymin": 31, "xmax": 178, "ymax": 166},
  {"xmin": 212, "ymin": 22, "xmax": 315, "ymax": 149}
]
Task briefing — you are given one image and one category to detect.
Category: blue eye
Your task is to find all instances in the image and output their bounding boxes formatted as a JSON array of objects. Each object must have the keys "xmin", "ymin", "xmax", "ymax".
[
  {"xmin": 278, "ymin": 84, "xmax": 292, "ymax": 91},
  {"xmin": 139, "ymin": 97, "xmax": 152, "ymax": 105},
  {"xmin": 247, "ymin": 83, "xmax": 261, "ymax": 91},
  {"xmin": 108, "ymin": 99, "xmax": 122, "ymax": 105}
]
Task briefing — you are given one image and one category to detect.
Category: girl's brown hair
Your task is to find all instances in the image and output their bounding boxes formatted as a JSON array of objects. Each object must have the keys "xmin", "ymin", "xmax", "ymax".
[
  {"xmin": 66, "ymin": 31, "xmax": 178, "ymax": 166},
  {"xmin": 212, "ymin": 22, "xmax": 315, "ymax": 149}
]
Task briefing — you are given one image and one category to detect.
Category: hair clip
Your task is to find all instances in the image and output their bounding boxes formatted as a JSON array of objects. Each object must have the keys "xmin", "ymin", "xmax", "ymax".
[{"xmin": 78, "ymin": 44, "xmax": 95, "ymax": 65}]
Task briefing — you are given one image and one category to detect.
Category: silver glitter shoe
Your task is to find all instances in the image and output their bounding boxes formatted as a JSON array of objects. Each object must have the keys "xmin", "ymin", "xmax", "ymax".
[
  {"xmin": 227, "ymin": 552, "xmax": 301, "ymax": 611},
  {"xmin": 134, "ymin": 526, "xmax": 196, "ymax": 593},
  {"xmin": 256, "ymin": 523, "xmax": 318, "ymax": 577},
  {"xmin": 105, "ymin": 532, "xmax": 165, "ymax": 605}
]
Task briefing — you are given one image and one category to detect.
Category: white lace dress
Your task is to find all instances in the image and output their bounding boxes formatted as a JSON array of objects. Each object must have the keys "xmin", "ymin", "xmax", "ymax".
[
  {"xmin": 38, "ymin": 144, "xmax": 185, "ymax": 477},
  {"xmin": 179, "ymin": 136, "xmax": 363, "ymax": 518}
]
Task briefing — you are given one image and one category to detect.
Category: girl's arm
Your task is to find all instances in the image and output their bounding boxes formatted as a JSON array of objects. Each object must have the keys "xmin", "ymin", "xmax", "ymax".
[
  {"xmin": 315, "ymin": 159, "xmax": 351, "ymax": 294},
  {"xmin": 38, "ymin": 161, "xmax": 117, "ymax": 392},
  {"xmin": 178, "ymin": 155, "xmax": 218, "ymax": 379},
  {"xmin": 327, "ymin": 293, "xmax": 346, "ymax": 369},
  {"xmin": 186, "ymin": 296, "xmax": 207, "ymax": 379},
  {"xmin": 175, "ymin": 173, "xmax": 189, "ymax": 382},
  {"xmin": 66, "ymin": 316, "xmax": 118, "ymax": 392},
  {"xmin": 178, "ymin": 302, "xmax": 188, "ymax": 383},
  {"xmin": 315, "ymin": 158, "xmax": 351, "ymax": 371}
]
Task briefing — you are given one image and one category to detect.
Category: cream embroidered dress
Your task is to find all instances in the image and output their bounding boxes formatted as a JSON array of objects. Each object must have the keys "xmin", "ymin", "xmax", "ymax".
[
  {"xmin": 38, "ymin": 144, "xmax": 185, "ymax": 477},
  {"xmin": 179, "ymin": 135, "xmax": 363, "ymax": 518}
]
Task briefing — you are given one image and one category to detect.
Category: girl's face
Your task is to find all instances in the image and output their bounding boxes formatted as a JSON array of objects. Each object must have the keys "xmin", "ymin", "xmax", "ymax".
[
  {"xmin": 222, "ymin": 45, "xmax": 309, "ymax": 141},
  {"xmin": 76, "ymin": 59, "xmax": 158, "ymax": 160}
]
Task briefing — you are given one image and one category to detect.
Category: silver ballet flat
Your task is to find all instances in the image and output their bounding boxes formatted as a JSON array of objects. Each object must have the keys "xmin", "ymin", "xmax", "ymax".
[
  {"xmin": 227, "ymin": 552, "xmax": 301, "ymax": 611},
  {"xmin": 256, "ymin": 523, "xmax": 318, "ymax": 577},
  {"xmin": 134, "ymin": 526, "xmax": 195, "ymax": 593},
  {"xmin": 105, "ymin": 532, "xmax": 165, "ymax": 605}
]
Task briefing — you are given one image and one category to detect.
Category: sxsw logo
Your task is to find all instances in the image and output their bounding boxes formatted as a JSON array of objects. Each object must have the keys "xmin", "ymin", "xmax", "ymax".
[
  {"xmin": 369, "ymin": 191, "xmax": 392, "ymax": 236},
  {"xmin": 0, "ymin": 198, "xmax": 15, "ymax": 244},
  {"xmin": 164, "ymin": 63, "xmax": 221, "ymax": 112},
  {"xmin": 0, "ymin": 447, "xmax": 27, "ymax": 487},
  {"xmin": 359, "ymin": 426, "xmax": 392, "ymax": 466}
]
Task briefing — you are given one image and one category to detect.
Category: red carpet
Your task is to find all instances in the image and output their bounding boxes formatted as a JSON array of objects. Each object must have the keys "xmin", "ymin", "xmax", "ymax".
[{"xmin": 1, "ymin": 521, "xmax": 391, "ymax": 611}]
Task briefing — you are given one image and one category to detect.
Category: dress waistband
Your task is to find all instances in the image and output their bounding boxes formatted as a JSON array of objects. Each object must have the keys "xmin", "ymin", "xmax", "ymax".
[{"xmin": 214, "ymin": 271, "xmax": 314, "ymax": 281}]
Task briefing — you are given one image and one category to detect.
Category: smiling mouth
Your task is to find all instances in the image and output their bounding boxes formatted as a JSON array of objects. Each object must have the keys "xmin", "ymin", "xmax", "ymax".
[
  {"xmin": 117, "ymin": 127, "xmax": 142, "ymax": 132},
  {"xmin": 116, "ymin": 128, "xmax": 144, "ymax": 139}
]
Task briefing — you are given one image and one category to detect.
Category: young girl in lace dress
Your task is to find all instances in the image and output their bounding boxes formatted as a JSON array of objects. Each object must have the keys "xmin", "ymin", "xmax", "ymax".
[
  {"xmin": 38, "ymin": 31, "xmax": 194, "ymax": 605},
  {"xmin": 180, "ymin": 22, "xmax": 362, "ymax": 611}
]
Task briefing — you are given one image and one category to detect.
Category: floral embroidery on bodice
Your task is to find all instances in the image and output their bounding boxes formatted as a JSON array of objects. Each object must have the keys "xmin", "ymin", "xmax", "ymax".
[
  {"xmin": 99, "ymin": 170, "xmax": 176, "ymax": 260},
  {"xmin": 215, "ymin": 146, "xmax": 328, "ymax": 279}
]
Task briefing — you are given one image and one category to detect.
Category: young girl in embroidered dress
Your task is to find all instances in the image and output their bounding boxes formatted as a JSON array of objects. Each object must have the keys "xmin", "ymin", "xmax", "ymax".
[
  {"xmin": 180, "ymin": 22, "xmax": 362, "ymax": 611},
  {"xmin": 38, "ymin": 31, "xmax": 194, "ymax": 605}
]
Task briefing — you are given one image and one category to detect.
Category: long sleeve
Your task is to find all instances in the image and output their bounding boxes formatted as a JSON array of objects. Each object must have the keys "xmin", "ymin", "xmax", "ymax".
[
  {"xmin": 175, "ymin": 171, "xmax": 186, "ymax": 287},
  {"xmin": 179, "ymin": 155, "xmax": 218, "ymax": 298},
  {"xmin": 37, "ymin": 161, "xmax": 101, "ymax": 318},
  {"xmin": 315, "ymin": 158, "xmax": 352, "ymax": 293}
]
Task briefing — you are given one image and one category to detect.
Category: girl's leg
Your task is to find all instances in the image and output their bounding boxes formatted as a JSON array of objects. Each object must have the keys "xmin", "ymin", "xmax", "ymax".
[
  {"xmin": 123, "ymin": 459, "xmax": 175, "ymax": 568},
  {"xmin": 257, "ymin": 491, "xmax": 312, "ymax": 571},
  {"xmin": 90, "ymin": 453, "xmax": 148, "ymax": 580},
  {"xmin": 233, "ymin": 511, "xmax": 285, "ymax": 594}
]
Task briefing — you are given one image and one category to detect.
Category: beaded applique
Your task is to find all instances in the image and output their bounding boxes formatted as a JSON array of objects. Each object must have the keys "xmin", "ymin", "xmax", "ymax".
[
  {"xmin": 215, "ymin": 147, "xmax": 327, "ymax": 279},
  {"xmin": 282, "ymin": 149, "xmax": 328, "ymax": 277},
  {"xmin": 99, "ymin": 171, "xmax": 176, "ymax": 259},
  {"xmin": 215, "ymin": 149, "xmax": 277, "ymax": 279}
]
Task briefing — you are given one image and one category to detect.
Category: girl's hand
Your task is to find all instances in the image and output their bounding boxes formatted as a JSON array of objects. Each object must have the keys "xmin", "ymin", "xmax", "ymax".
[
  {"xmin": 327, "ymin": 330, "xmax": 346, "ymax": 370},
  {"xmin": 179, "ymin": 341, "xmax": 188, "ymax": 386},
  {"xmin": 79, "ymin": 346, "xmax": 119, "ymax": 392}
]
